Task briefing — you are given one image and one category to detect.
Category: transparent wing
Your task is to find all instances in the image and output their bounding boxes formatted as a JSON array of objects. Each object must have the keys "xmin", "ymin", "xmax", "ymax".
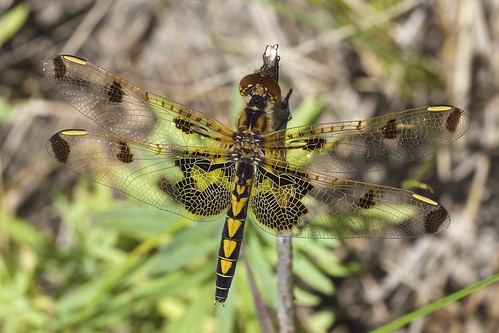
[
  {"xmin": 263, "ymin": 106, "xmax": 470, "ymax": 173},
  {"xmin": 43, "ymin": 55, "xmax": 234, "ymax": 149},
  {"xmin": 250, "ymin": 161, "xmax": 449, "ymax": 238},
  {"xmin": 47, "ymin": 130, "xmax": 235, "ymax": 220}
]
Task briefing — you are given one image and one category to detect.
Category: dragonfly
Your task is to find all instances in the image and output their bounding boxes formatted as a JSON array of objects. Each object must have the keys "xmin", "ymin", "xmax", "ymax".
[{"xmin": 44, "ymin": 46, "xmax": 470, "ymax": 304}]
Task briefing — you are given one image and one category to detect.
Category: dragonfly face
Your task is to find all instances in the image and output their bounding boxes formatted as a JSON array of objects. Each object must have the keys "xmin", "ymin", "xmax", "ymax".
[{"xmin": 44, "ymin": 51, "xmax": 470, "ymax": 304}]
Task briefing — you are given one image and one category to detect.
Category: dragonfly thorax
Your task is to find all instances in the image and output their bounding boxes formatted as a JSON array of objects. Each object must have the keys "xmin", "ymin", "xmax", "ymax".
[
  {"xmin": 238, "ymin": 73, "xmax": 280, "ymax": 134},
  {"xmin": 230, "ymin": 131, "xmax": 265, "ymax": 164},
  {"xmin": 236, "ymin": 100, "xmax": 272, "ymax": 133}
]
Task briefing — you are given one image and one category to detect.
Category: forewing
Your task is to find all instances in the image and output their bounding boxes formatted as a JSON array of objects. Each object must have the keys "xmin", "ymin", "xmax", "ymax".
[
  {"xmin": 43, "ymin": 55, "xmax": 234, "ymax": 148},
  {"xmin": 47, "ymin": 130, "xmax": 235, "ymax": 220},
  {"xmin": 264, "ymin": 106, "xmax": 470, "ymax": 173},
  {"xmin": 250, "ymin": 162, "xmax": 449, "ymax": 238}
]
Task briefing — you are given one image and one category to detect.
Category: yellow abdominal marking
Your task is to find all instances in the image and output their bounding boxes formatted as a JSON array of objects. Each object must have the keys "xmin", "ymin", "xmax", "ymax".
[
  {"xmin": 220, "ymin": 259, "xmax": 233, "ymax": 274},
  {"xmin": 236, "ymin": 184, "xmax": 245, "ymax": 195},
  {"xmin": 223, "ymin": 239, "xmax": 238, "ymax": 257},
  {"xmin": 231, "ymin": 195, "xmax": 249, "ymax": 216},
  {"xmin": 226, "ymin": 217, "xmax": 242, "ymax": 238}
]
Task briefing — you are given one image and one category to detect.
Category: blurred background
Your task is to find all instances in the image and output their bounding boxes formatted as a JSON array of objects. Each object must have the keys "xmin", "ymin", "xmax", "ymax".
[{"xmin": 0, "ymin": 0, "xmax": 498, "ymax": 332}]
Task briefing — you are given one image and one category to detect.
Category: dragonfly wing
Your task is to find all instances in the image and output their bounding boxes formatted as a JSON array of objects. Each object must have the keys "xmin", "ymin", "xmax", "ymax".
[
  {"xmin": 47, "ymin": 130, "xmax": 235, "ymax": 220},
  {"xmin": 250, "ymin": 162, "xmax": 449, "ymax": 239},
  {"xmin": 43, "ymin": 55, "xmax": 234, "ymax": 148},
  {"xmin": 264, "ymin": 106, "xmax": 470, "ymax": 173}
]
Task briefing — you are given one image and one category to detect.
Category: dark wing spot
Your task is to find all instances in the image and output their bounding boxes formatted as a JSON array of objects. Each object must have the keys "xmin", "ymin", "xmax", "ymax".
[
  {"xmin": 174, "ymin": 118, "xmax": 194, "ymax": 134},
  {"xmin": 52, "ymin": 56, "xmax": 67, "ymax": 80},
  {"xmin": 424, "ymin": 206, "xmax": 449, "ymax": 234},
  {"xmin": 251, "ymin": 166, "xmax": 314, "ymax": 232},
  {"xmin": 445, "ymin": 109, "xmax": 461, "ymax": 133},
  {"xmin": 382, "ymin": 118, "xmax": 398, "ymax": 139},
  {"xmin": 159, "ymin": 174, "xmax": 232, "ymax": 217},
  {"xmin": 252, "ymin": 191, "xmax": 310, "ymax": 232},
  {"xmin": 108, "ymin": 81, "xmax": 124, "ymax": 103},
  {"xmin": 257, "ymin": 166, "xmax": 314, "ymax": 197},
  {"xmin": 116, "ymin": 141, "xmax": 133, "ymax": 163},
  {"xmin": 358, "ymin": 189, "xmax": 376, "ymax": 209},
  {"xmin": 303, "ymin": 138, "xmax": 327, "ymax": 151},
  {"xmin": 49, "ymin": 133, "xmax": 70, "ymax": 164},
  {"xmin": 159, "ymin": 176, "xmax": 173, "ymax": 193}
]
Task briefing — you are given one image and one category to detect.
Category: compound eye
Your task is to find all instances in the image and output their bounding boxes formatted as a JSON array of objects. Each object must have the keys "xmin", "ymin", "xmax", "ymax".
[
  {"xmin": 260, "ymin": 77, "xmax": 281, "ymax": 103},
  {"xmin": 239, "ymin": 74, "xmax": 261, "ymax": 95}
]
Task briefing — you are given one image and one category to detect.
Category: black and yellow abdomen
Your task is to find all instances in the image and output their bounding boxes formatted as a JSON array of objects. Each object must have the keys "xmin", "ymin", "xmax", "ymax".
[{"xmin": 215, "ymin": 161, "xmax": 254, "ymax": 303}]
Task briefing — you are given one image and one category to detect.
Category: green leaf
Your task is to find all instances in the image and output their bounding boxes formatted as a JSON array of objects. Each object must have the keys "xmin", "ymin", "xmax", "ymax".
[
  {"xmin": 5, "ymin": 216, "xmax": 47, "ymax": 250},
  {"xmin": 287, "ymin": 95, "xmax": 328, "ymax": 128},
  {"xmin": 294, "ymin": 251, "xmax": 335, "ymax": 295},
  {"xmin": 246, "ymin": 232, "xmax": 278, "ymax": 307},
  {"xmin": 294, "ymin": 239, "xmax": 354, "ymax": 277},
  {"xmin": 164, "ymin": 284, "xmax": 213, "ymax": 333},
  {"xmin": 0, "ymin": 96, "xmax": 12, "ymax": 122},
  {"xmin": 0, "ymin": 3, "xmax": 29, "ymax": 47},
  {"xmin": 369, "ymin": 273, "xmax": 499, "ymax": 333}
]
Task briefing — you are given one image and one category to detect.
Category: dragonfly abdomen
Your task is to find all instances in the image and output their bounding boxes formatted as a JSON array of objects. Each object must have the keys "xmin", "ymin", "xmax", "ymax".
[{"xmin": 215, "ymin": 161, "xmax": 254, "ymax": 303}]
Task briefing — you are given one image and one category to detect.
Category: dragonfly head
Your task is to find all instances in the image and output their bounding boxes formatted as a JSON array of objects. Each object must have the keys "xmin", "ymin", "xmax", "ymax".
[{"xmin": 239, "ymin": 73, "xmax": 281, "ymax": 104}]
